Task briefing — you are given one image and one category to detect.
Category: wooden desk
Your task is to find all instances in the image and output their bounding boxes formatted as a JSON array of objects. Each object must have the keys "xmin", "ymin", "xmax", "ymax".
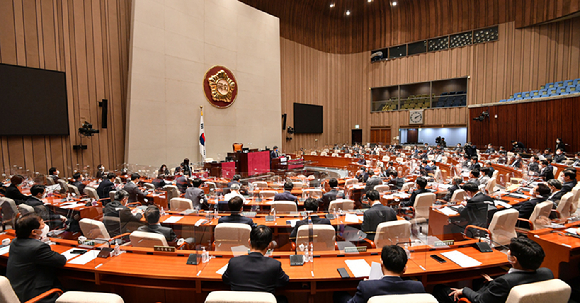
[
  {"xmin": 490, "ymin": 164, "xmax": 523, "ymax": 187},
  {"xmin": 528, "ymin": 222, "xmax": 580, "ymax": 279}
]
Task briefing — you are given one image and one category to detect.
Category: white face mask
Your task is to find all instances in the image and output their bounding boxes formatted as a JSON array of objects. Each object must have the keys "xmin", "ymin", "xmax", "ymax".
[{"xmin": 35, "ymin": 225, "xmax": 49, "ymax": 240}]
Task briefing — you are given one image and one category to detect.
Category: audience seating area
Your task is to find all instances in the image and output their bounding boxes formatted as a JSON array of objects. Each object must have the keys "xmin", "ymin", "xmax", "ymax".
[
  {"xmin": 432, "ymin": 91, "xmax": 467, "ymax": 108},
  {"xmin": 500, "ymin": 78, "xmax": 580, "ymax": 102}
]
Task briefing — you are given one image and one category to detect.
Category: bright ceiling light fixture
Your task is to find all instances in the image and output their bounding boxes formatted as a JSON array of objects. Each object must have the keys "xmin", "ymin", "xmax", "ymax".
[
  {"xmin": 345, "ymin": 10, "xmax": 351, "ymax": 16},
  {"xmin": 330, "ymin": 3, "xmax": 335, "ymax": 8},
  {"xmin": 392, "ymin": 1, "xmax": 397, "ymax": 6},
  {"xmin": 368, "ymin": 0, "xmax": 373, "ymax": 2}
]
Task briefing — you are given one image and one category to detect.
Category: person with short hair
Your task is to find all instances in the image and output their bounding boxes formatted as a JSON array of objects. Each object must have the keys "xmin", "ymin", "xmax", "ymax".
[
  {"xmin": 469, "ymin": 169, "xmax": 481, "ymax": 186},
  {"xmin": 387, "ymin": 170, "xmax": 404, "ymax": 190},
  {"xmin": 546, "ymin": 179, "xmax": 564, "ymax": 203},
  {"xmin": 470, "ymin": 156, "xmax": 481, "ymax": 171},
  {"xmin": 511, "ymin": 154, "xmax": 523, "ymax": 169},
  {"xmin": 123, "ymin": 173, "xmax": 147, "ymax": 203},
  {"xmin": 103, "ymin": 190, "xmax": 143, "ymax": 236},
  {"xmin": 479, "ymin": 167, "xmax": 491, "ymax": 186},
  {"xmin": 452, "ymin": 182, "xmax": 493, "ymax": 230},
  {"xmin": 528, "ymin": 156, "xmax": 540, "ymax": 175},
  {"xmin": 573, "ymin": 152, "xmax": 580, "ymax": 167},
  {"xmin": 319, "ymin": 178, "xmax": 345, "ymax": 211},
  {"xmin": 223, "ymin": 183, "xmax": 246, "ymax": 204},
  {"xmin": 25, "ymin": 184, "xmax": 66, "ymax": 227},
  {"xmin": 7, "ymin": 214, "xmax": 67, "ymax": 303},
  {"xmin": 217, "ymin": 196, "xmax": 255, "ymax": 227},
  {"xmin": 403, "ymin": 177, "xmax": 429, "ymax": 207},
  {"xmin": 434, "ymin": 237, "xmax": 553, "ymax": 303},
  {"xmin": 184, "ymin": 178, "xmax": 206, "ymax": 210},
  {"xmin": 443, "ymin": 177, "xmax": 463, "ymax": 202},
  {"xmin": 96, "ymin": 164, "xmax": 105, "ymax": 179},
  {"xmin": 274, "ymin": 182, "xmax": 297, "ymax": 202},
  {"xmin": 561, "ymin": 169, "xmax": 578, "ymax": 193},
  {"xmin": 138, "ymin": 205, "xmax": 177, "ymax": 243},
  {"xmin": 222, "ymin": 225, "xmax": 289, "ymax": 299},
  {"xmin": 484, "ymin": 144, "xmax": 495, "ymax": 154},
  {"xmin": 96, "ymin": 172, "xmax": 117, "ymax": 200},
  {"xmin": 5, "ymin": 175, "xmax": 29, "ymax": 204},
  {"xmin": 152, "ymin": 174, "xmax": 167, "ymax": 189},
  {"xmin": 70, "ymin": 172, "xmax": 86, "ymax": 194},
  {"xmin": 175, "ymin": 169, "xmax": 191, "ymax": 193},
  {"xmin": 553, "ymin": 148, "xmax": 566, "ymax": 164},
  {"xmin": 514, "ymin": 183, "xmax": 551, "ymax": 220},
  {"xmin": 48, "ymin": 167, "xmax": 59, "ymax": 183},
  {"xmin": 361, "ymin": 190, "xmax": 397, "ymax": 241},
  {"xmin": 364, "ymin": 170, "xmax": 382, "ymax": 194},
  {"xmin": 270, "ymin": 146, "xmax": 280, "ymax": 159},
  {"xmin": 334, "ymin": 245, "xmax": 425, "ymax": 303},
  {"xmin": 538, "ymin": 160, "xmax": 554, "ymax": 181},
  {"xmin": 290, "ymin": 198, "xmax": 331, "ymax": 239}
]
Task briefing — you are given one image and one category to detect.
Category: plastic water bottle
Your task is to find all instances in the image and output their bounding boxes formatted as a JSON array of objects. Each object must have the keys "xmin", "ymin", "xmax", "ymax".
[
  {"xmin": 403, "ymin": 243, "xmax": 411, "ymax": 259},
  {"xmin": 201, "ymin": 247, "xmax": 209, "ymax": 263}
]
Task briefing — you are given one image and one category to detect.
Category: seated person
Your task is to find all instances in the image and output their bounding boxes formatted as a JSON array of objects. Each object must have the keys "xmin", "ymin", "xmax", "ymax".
[
  {"xmin": 222, "ymin": 225, "xmax": 289, "ymax": 299},
  {"xmin": 223, "ymin": 183, "xmax": 246, "ymax": 204},
  {"xmin": 319, "ymin": 178, "xmax": 345, "ymax": 211},
  {"xmin": 334, "ymin": 245, "xmax": 425, "ymax": 303},
  {"xmin": 175, "ymin": 169, "xmax": 191, "ymax": 194},
  {"xmin": 123, "ymin": 173, "xmax": 147, "ymax": 203},
  {"xmin": 527, "ymin": 156, "xmax": 540, "ymax": 175},
  {"xmin": 70, "ymin": 172, "xmax": 86, "ymax": 194},
  {"xmin": 561, "ymin": 169, "xmax": 578, "ymax": 194},
  {"xmin": 96, "ymin": 172, "xmax": 116, "ymax": 200},
  {"xmin": 217, "ymin": 196, "xmax": 255, "ymax": 227},
  {"xmin": 573, "ymin": 152, "xmax": 580, "ymax": 167},
  {"xmin": 553, "ymin": 148, "xmax": 566, "ymax": 164},
  {"xmin": 387, "ymin": 171, "xmax": 405, "ymax": 190},
  {"xmin": 484, "ymin": 144, "xmax": 495, "ymax": 154},
  {"xmin": 25, "ymin": 184, "xmax": 66, "ymax": 228},
  {"xmin": 5, "ymin": 175, "xmax": 29, "ymax": 205},
  {"xmin": 274, "ymin": 182, "xmax": 297, "ymax": 202},
  {"xmin": 290, "ymin": 198, "xmax": 331, "ymax": 240},
  {"xmin": 484, "ymin": 161, "xmax": 495, "ymax": 177},
  {"xmin": 538, "ymin": 160, "xmax": 554, "ymax": 181},
  {"xmin": 452, "ymin": 182, "xmax": 493, "ymax": 231},
  {"xmin": 498, "ymin": 146, "xmax": 507, "ymax": 155},
  {"xmin": 402, "ymin": 177, "xmax": 429, "ymax": 207},
  {"xmin": 469, "ymin": 156, "xmax": 481, "ymax": 171},
  {"xmin": 185, "ymin": 178, "xmax": 207, "ymax": 210},
  {"xmin": 361, "ymin": 190, "xmax": 397, "ymax": 241},
  {"xmin": 434, "ymin": 237, "xmax": 553, "ymax": 303},
  {"xmin": 48, "ymin": 167, "xmax": 60, "ymax": 183},
  {"xmin": 152, "ymin": 174, "xmax": 167, "ymax": 189},
  {"xmin": 468, "ymin": 169, "xmax": 481, "ymax": 186},
  {"xmin": 513, "ymin": 183, "xmax": 550, "ymax": 220},
  {"xmin": 138, "ymin": 205, "xmax": 177, "ymax": 243},
  {"xmin": 104, "ymin": 190, "xmax": 143, "ymax": 235},
  {"xmin": 478, "ymin": 168, "xmax": 490, "ymax": 186},
  {"xmin": 7, "ymin": 214, "xmax": 67, "ymax": 303},
  {"xmin": 546, "ymin": 179, "xmax": 564, "ymax": 204},
  {"xmin": 511, "ymin": 154, "xmax": 523, "ymax": 169},
  {"xmin": 443, "ymin": 177, "xmax": 463, "ymax": 202},
  {"xmin": 364, "ymin": 170, "xmax": 382, "ymax": 194}
]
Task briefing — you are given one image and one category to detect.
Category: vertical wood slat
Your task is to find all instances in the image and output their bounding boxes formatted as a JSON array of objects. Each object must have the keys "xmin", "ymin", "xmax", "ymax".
[{"xmin": 0, "ymin": 0, "xmax": 131, "ymax": 177}]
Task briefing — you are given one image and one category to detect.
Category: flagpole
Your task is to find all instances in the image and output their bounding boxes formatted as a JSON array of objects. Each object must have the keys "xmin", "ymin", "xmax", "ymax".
[{"xmin": 199, "ymin": 106, "xmax": 206, "ymax": 163}]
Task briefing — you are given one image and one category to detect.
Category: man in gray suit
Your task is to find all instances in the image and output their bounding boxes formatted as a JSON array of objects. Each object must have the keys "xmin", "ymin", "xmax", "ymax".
[
  {"xmin": 361, "ymin": 190, "xmax": 397, "ymax": 241},
  {"xmin": 364, "ymin": 170, "xmax": 382, "ymax": 195},
  {"xmin": 138, "ymin": 205, "xmax": 177, "ymax": 243},
  {"xmin": 123, "ymin": 173, "xmax": 147, "ymax": 203},
  {"xmin": 185, "ymin": 178, "xmax": 206, "ymax": 210},
  {"xmin": 7, "ymin": 214, "xmax": 66, "ymax": 303}
]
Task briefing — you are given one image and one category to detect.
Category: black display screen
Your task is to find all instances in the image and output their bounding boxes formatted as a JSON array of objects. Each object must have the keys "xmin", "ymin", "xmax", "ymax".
[{"xmin": 293, "ymin": 103, "xmax": 323, "ymax": 134}]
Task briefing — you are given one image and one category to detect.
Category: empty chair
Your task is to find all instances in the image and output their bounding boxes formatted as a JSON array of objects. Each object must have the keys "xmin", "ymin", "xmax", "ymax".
[
  {"xmin": 259, "ymin": 190, "xmax": 278, "ymax": 199},
  {"xmin": 373, "ymin": 220, "xmax": 411, "ymax": 248},
  {"xmin": 214, "ymin": 223, "xmax": 251, "ymax": 251},
  {"xmin": 295, "ymin": 224, "xmax": 335, "ymax": 251},
  {"xmin": 45, "ymin": 176, "xmax": 55, "ymax": 185},
  {"xmin": 79, "ymin": 218, "xmax": 111, "ymax": 239},
  {"xmin": 564, "ymin": 80, "xmax": 574, "ymax": 87},
  {"xmin": 130, "ymin": 230, "xmax": 168, "ymax": 247},
  {"xmin": 522, "ymin": 92, "xmax": 531, "ymax": 99},
  {"xmin": 205, "ymin": 291, "xmax": 276, "ymax": 303},
  {"xmin": 499, "ymin": 99, "xmax": 507, "ymax": 102},
  {"xmin": 450, "ymin": 189, "xmax": 467, "ymax": 203},
  {"xmin": 163, "ymin": 185, "xmax": 179, "ymax": 202},
  {"xmin": 401, "ymin": 182, "xmax": 414, "ymax": 192},
  {"xmin": 170, "ymin": 198, "xmax": 193, "ymax": 211},
  {"xmin": 270, "ymin": 201, "xmax": 297, "ymax": 212},
  {"xmin": 84, "ymin": 187, "xmax": 99, "ymax": 200},
  {"xmin": 252, "ymin": 181, "xmax": 268, "ymax": 189},
  {"xmin": 545, "ymin": 82, "xmax": 555, "ymax": 89},
  {"xmin": 302, "ymin": 189, "xmax": 322, "ymax": 199},
  {"xmin": 205, "ymin": 182, "xmax": 217, "ymax": 191},
  {"xmin": 292, "ymin": 182, "xmax": 303, "ymax": 189},
  {"xmin": 518, "ymin": 201, "xmax": 553, "ymax": 230},
  {"xmin": 374, "ymin": 185, "xmax": 391, "ymax": 194},
  {"xmin": 382, "ymin": 155, "xmax": 390, "ymax": 162},
  {"xmin": 68, "ymin": 184, "xmax": 80, "ymax": 196},
  {"xmin": 17, "ymin": 204, "xmax": 34, "ymax": 216},
  {"xmin": 344, "ymin": 178, "xmax": 358, "ymax": 187},
  {"xmin": 411, "ymin": 193, "xmax": 436, "ymax": 223},
  {"xmin": 328, "ymin": 199, "xmax": 355, "ymax": 211},
  {"xmin": 503, "ymin": 279, "xmax": 570, "ymax": 303},
  {"xmin": 513, "ymin": 92, "xmax": 523, "ymax": 100},
  {"xmin": 555, "ymin": 192, "xmax": 574, "ymax": 219},
  {"xmin": 557, "ymin": 87, "xmax": 568, "ymax": 95},
  {"xmin": 529, "ymin": 90, "xmax": 540, "ymax": 98},
  {"xmin": 566, "ymin": 85, "xmax": 578, "ymax": 94},
  {"xmin": 57, "ymin": 179, "xmax": 69, "ymax": 194},
  {"xmin": 487, "ymin": 209, "xmax": 518, "ymax": 247},
  {"xmin": 368, "ymin": 293, "xmax": 438, "ymax": 303},
  {"xmin": 331, "ymin": 153, "xmax": 339, "ymax": 157},
  {"xmin": 1, "ymin": 197, "xmax": 19, "ymax": 230},
  {"xmin": 555, "ymin": 81, "xmax": 564, "ymax": 87},
  {"xmin": 484, "ymin": 177, "xmax": 497, "ymax": 194},
  {"xmin": 537, "ymin": 89, "xmax": 548, "ymax": 98},
  {"xmin": 574, "ymin": 78, "xmax": 580, "ymax": 86},
  {"xmin": 547, "ymin": 88, "xmax": 558, "ymax": 96},
  {"xmin": 56, "ymin": 291, "xmax": 125, "ymax": 303}
]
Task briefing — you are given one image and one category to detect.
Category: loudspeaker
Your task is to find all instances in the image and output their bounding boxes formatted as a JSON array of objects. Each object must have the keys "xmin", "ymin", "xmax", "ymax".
[
  {"xmin": 282, "ymin": 113, "xmax": 287, "ymax": 130},
  {"xmin": 99, "ymin": 99, "xmax": 108, "ymax": 128}
]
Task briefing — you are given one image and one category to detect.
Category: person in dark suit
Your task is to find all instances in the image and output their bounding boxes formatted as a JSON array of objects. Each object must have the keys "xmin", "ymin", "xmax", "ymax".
[
  {"xmin": 452, "ymin": 182, "xmax": 493, "ymax": 231},
  {"xmin": 470, "ymin": 156, "xmax": 481, "ymax": 171},
  {"xmin": 561, "ymin": 169, "xmax": 577, "ymax": 194},
  {"xmin": 5, "ymin": 175, "xmax": 29, "ymax": 205},
  {"xmin": 184, "ymin": 178, "xmax": 207, "ymax": 210},
  {"xmin": 538, "ymin": 160, "xmax": 554, "ymax": 181},
  {"xmin": 334, "ymin": 245, "xmax": 425, "ymax": 303},
  {"xmin": 319, "ymin": 178, "xmax": 345, "ymax": 211},
  {"xmin": 361, "ymin": 190, "xmax": 397, "ymax": 240},
  {"xmin": 138, "ymin": 205, "xmax": 177, "ymax": 243},
  {"xmin": 48, "ymin": 167, "xmax": 59, "ymax": 184},
  {"xmin": 175, "ymin": 169, "xmax": 191, "ymax": 193},
  {"xmin": 270, "ymin": 146, "xmax": 280, "ymax": 159},
  {"xmin": 123, "ymin": 173, "xmax": 147, "ymax": 203},
  {"xmin": 222, "ymin": 225, "xmax": 289, "ymax": 301},
  {"xmin": 152, "ymin": 174, "xmax": 167, "ymax": 189},
  {"xmin": 274, "ymin": 182, "xmax": 297, "ymax": 202},
  {"xmin": 96, "ymin": 164, "xmax": 105, "ymax": 179},
  {"xmin": 555, "ymin": 138, "xmax": 566, "ymax": 152},
  {"xmin": 553, "ymin": 148, "xmax": 566, "ymax": 164},
  {"xmin": 227, "ymin": 174, "xmax": 242, "ymax": 189},
  {"xmin": 527, "ymin": 156, "xmax": 540, "ymax": 175},
  {"xmin": 513, "ymin": 183, "xmax": 550, "ymax": 220},
  {"xmin": 511, "ymin": 154, "xmax": 523, "ymax": 169},
  {"xmin": 7, "ymin": 214, "xmax": 67, "ymax": 303},
  {"xmin": 96, "ymin": 172, "xmax": 116, "ymax": 200},
  {"xmin": 70, "ymin": 172, "xmax": 86, "ymax": 195},
  {"xmin": 103, "ymin": 190, "xmax": 143, "ymax": 236},
  {"xmin": 364, "ymin": 170, "xmax": 382, "ymax": 194},
  {"xmin": 402, "ymin": 177, "xmax": 429, "ymax": 207},
  {"xmin": 25, "ymin": 185, "xmax": 66, "ymax": 229},
  {"xmin": 218, "ymin": 196, "xmax": 255, "ymax": 227},
  {"xmin": 573, "ymin": 152, "xmax": 580, "ymax": 167},
  {"xmin": 484, "ymin": 144, "xmax": 495, "ymax": 154},
  {"xmin": 434, "ymin": 237, "xmax": 553, "ymax": 303},
  {"xmin": 387, "ymin": 171, "xmax": 405, "ymax": 190},
  {"xmin": 511, "ymin": 140, "xmax": 525, "ymax": 152},
  {"xmin": 468, "ymin": 169, "xmax": 481, "ymax": 187},
  {"xmin": 443, "ymin": 177, "xmax": 463, "ymax": 202},
  {"xmin": 546, "ymin": 179, "xmax": 564, "ymax": 203},
  {"xmin": 290, "ymin": 198, "xmax": 331, "ymax": 239}
]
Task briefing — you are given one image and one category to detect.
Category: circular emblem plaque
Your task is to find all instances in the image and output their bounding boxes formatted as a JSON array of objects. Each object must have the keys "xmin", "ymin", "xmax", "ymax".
[{"xmin": 203, "ymin": 66, "xmax": 238, "ymax": 109}]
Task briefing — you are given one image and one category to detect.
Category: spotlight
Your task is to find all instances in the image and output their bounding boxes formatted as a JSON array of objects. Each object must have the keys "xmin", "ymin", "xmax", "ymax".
[
  {"xmin": 392, "ymin": 1, "xmax": 397, "ymax": 6},
  {"xmin": 330, "ymin": 3, "xmax": 335, "ymax": 8},
  {"xmin": 345, "ymin": 10, "xmax": 351, "ymax": 16}
]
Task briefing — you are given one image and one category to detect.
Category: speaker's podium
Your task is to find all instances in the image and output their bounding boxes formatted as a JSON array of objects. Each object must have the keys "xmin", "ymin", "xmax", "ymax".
[{"xmin": 227, "ymin": 150, "xmax": 270, "ymax": 177}]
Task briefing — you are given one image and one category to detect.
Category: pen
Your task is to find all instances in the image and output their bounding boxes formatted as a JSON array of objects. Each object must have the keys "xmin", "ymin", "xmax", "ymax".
[
  {"xmin": 197, "ymin": 270, "xmax": 202, "ymax": 276},
  {"xmin": 311, "ymin": 271, "xmax": 314, "ymax": 277},
  {"xmin": 94, "ymin": 264, "xmax": 102, "ymax": 269}
]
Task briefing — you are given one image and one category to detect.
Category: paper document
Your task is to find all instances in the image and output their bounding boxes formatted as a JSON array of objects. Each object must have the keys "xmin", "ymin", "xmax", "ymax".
[
  {"xmin": 0, "ymin": 245, "xmax": 9, "ymax": 256},
  {"xmin": 494, "ymin": 200, "xmax": 512, "ymax": 208},
  {"xmin": 438, "ymin": 184, "xmax": 452, "ymax": 190},
  {"xmin": 61, "ymin": 248, "xmax": 86, "ymax": 261},
  {"xmin": 216, "ymin": 264, "xmax": 228, "ymax": 275},
  {"xmin": 60, "ymin": 203, "xmax": 85, "ymax": 209},
  {"xmin": 440, "ymin": 250, "xmax": 482, "ymax": 268},
  {"xmin": 287, "ymin": 220, "xmax": 300, "ymax": 227},
  {"xmin": 68, "ymin": 250, "xmax": 100, "ymax": 265},
  {"xmin": 344, "ymin": 214, "xmax": 360, "ymax": 223},
  {"xmin": 344, "ymin": 259, "xmax": 371, "ymax": 278},
  {"xmin": 439, "ymin": 207, "xmax": 458, "ymax": 216},
  {"xmin": 368, "ymin": 262, "xmax": 383, "ymax": 280},
  {"xmin": 195, "ymin": 219, "xmax": 209, "ymax": 227},
  {"xmin": 508, "ymin": 193, "xmax": 529, "ymax": 199},
  {"xmin": 163, "ymin": 216, "xmax": 184, "ymax": 224},
  {"xmin": 565, "ymin": 228, "xmax": 578, "ymax": 234}
]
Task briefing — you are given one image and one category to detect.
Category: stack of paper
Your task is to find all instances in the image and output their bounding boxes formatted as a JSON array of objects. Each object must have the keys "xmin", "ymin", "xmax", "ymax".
[
  {"xmin": 344, "ymin": 259, "xmax": 371, "ymax": 278},
  {"xmin": 216, "ymin": 264, "xmax": 228, "ymax": 275},
  {"xmin": 438, "ymin": 207, "xmax": 458, "ymax": 216},
  {"xmin": 440, "ymin": 250, "xmax": 482, "ymax": 268},
  {"xmin": 163, "ymin": 216, "xmax": 184, "ymax": 223},
  {"xmin": 68, "ymin": 250, "xmax": 100, "ymax": 265},
  {"xmin": 344, "ymin": 214, "xmax": 360, "ymax": 223},
  {"xmin": 494, "ymin": 200, "xmax": 512, "ymax": 208}
]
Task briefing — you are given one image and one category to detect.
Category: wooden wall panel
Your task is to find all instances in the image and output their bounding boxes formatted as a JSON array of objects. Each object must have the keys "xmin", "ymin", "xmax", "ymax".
[
  {"xmin": 280, "ymin": 19, "xmax": 580, "ymax": 154},
  {"xmin": 515, "ymin": 0, "xmax": 580, "ymax": 28},
  {"xmin": 0, "ymin": 0, "xmax": 131, "ymax": 177},
  {"xmin": 469, "ymin": 97, "xmax": 580, "ymax": 152}
]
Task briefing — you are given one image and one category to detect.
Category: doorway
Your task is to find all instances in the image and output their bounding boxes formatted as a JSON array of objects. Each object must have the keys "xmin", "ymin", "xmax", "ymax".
[
  {"xmin": 370, "ymin": 128, "xmax": 391, "ymax": 145},
  {"xmin": 351, "ymin": 129, "xmax": 362, "ymax": 145}
]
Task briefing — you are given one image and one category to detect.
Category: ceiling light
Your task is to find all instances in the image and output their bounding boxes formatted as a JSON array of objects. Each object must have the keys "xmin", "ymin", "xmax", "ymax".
[
  {"xmin": 345, "ymin": 10, "xmax": 351, "ymax": 16},
  {"xmin": 330, "ymin": 3, "xmax": 335, "ymax": 8},
  {"xmin": 392, "ymin": 1, "xmax": 397, "ymax": 6},
  {"xmin": 368, "ymin": 0, "xmax": 373, "ymax": 2}
]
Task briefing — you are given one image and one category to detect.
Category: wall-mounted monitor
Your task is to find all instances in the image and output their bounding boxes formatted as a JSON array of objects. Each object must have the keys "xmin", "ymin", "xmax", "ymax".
[{"xmin": 293, "ymin": 103, "xmax": 323, "ymax": 134}]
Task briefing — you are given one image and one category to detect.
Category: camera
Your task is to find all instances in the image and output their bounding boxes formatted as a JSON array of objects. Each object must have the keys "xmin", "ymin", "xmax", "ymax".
[{"xmin": 78, "ymin": 122, "xmax": 99, "ymax": 137}]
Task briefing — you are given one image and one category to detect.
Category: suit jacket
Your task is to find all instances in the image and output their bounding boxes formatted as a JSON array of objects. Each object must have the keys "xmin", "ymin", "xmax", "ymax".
[
  {"xmin": 553, "ymin": 154, "xmax": 566, "ymax": 164},
  {"xmin": 361, "ymin": 203, "xmax": 397, "ymax": 240},
  {"xmin": 528, "ymin": 162, "xmax": 540, "ymax": 174},
  {"xmin": 217, "ymin": 213, "xmax": 255, "ymax": 228},
  {"xmin": 123, "ymin": 181, "xmax": 146, "ymax": 203},
  {"xmin": 274, "ymin": 191, "xmax": 297, "ymax": 202},
  {"xmin": 462, "ymin": 268, "xmax": 553, "ymax": 303},
  {"xmin": 573, "ymin": 159, "xmax": 580, "ymax": 167},
  {"xmin": 484, "ymin": 148, "xmax": 495, "ymax": 154},
  {"xmin": 347, "ymin": 276, "xmax": 425, "ymax": 303},
  {"xmin": 138, "ymin": 224, "xmax": 177, "ymax": 242},
  {"xmin": 319, "ymin": 188, "xmax": 344, "ymax": 211},
  {"xmin": 152, "ymin": 178, "xmax": 167, "ymax": 189},
  {"xmin": 388, "ymin": 177, "xmax": 405, "ymax": 190},
  {"xmin": 5, "ymin": 184, "xmax": 29, "ymax": 205},
  {"xmin": 548, "ymin": 190, "xmax": 565, "ymax": 203},
  {"xmin": 104, "ymin": 201, "xmax": 143, "ymax": 222},
  {"xmin": 562, "ymin": 180, "xmax": 577, "ymax": 193},
  {"xmin": 270, "ymin": 150, "xmax": 279, "ymax": 159},
  {"xmin": 406, "ymin": 188, "xmax": 429, "ymax": 207},
  {"xmin": 514, "ymin": 197, "xmax": 547, "ymax": 219},
  {"xmin": 184, "ymin": 187, "xmax": 206, "ymax": 209},
  {"xmin": 7, "ymin": 238, "xmax": 67, "ymax": 303},
  {"xmin": 175, "ymin": 175, "xmax": 190, "ymax": 193},
  {"xmin": 443, "ymin": 184, "xmax": 460, "ymax": 202},
  {"xmin": 71, "ymin": 181, "xmax": 86, "ymax": 195},
  {"xmin": 222, "ymin": 252, "xmax": 289, "ymax": 294},
  {"xmin": 470, "ymin": 163, "xmax": 482, "ymax": 171},
  {"xmin": 364, "ymin": 177, "xmax": 382, "ymax": 193},
  {"xmin": 96, "ymin": 179, "xmax": 115, "ymax": 199},
  {"xmin": 511, "ymin": 159, "xmax": 523, "ymax": 169},
  {"xmin": 290, "ymin": 215, "xmax": 332, "ymax": 239},
  {"xmin": 457, "ymin": 192, "xmax": 493, "ymax": 228},
  {"xmin": 539, "ymin": 166, "xmax": 554, "ymax": 181}
]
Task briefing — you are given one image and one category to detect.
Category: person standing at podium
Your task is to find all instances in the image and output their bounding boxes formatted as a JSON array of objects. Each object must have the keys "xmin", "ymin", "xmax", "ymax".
[{"xmin": 270, "ymin": 146, "xmax": 279, "ymax": 159}]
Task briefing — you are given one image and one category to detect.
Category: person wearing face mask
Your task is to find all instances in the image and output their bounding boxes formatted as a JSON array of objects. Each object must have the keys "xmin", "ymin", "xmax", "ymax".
[
  {"xmin": 104, "ymin": 190, "xmax": 144, "ymax": 236},
  {"xmin": 510, "ymin": 154, "xmax": 523, "ymax": 169},
  {"xmin": 25, "ymin": 184, "xmax": 67, "ymax": 229},
  {"xmin": 555, "ymin": 138, "xmax": 565, "ymax": 152},
  {"xmin": 7, "ymin": 214, "xmax": 67, "ymax": 303},
  {"xmin": 546, "ymin": 179, "xmax": 564, "ymax": 204},
  {"xmin": 70, "ymin": 172, "xmax": 86, "ymax": 195},
  {"xmin": 5, "ymin": 175, "xmax": 30, "ymax": 205},
  {"xmin": 538, "ymin": 160, "xmax": 554, "ymax": 181},
  {"xmin": 527, "ymin": 156, "xmax": 540, "ymax": 175},
  {"xmin": 96, "ymin": 164, "xmax": 105, "ymax": 179},
  {"xmin": 484, "ymin": 144, "xmax": 495, "ymax": 154},
  {"xmin": 469, "ymin": 156, "xmax": 481, "ymax": 171},
  {"xmin": 48, "ymin": 167, "xmax": 59, "ymax": 183},
  {"xmin": 552, "ymin": 148, "xmax": 566, "ymax": 164},
  {"xmin": 450, "ymin": 182, "xmax": 492, "ymax": 233},
  {"xmin": 573, "ymin": 152, "xmax": 580, "ymax": 167},
  {"xmin": 513, "ymin": 183, "xmax": 550, "ymax": 221},
  {"xmin": 434, "ymin": 237, "xmax": 553, "ymax": 303}
]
